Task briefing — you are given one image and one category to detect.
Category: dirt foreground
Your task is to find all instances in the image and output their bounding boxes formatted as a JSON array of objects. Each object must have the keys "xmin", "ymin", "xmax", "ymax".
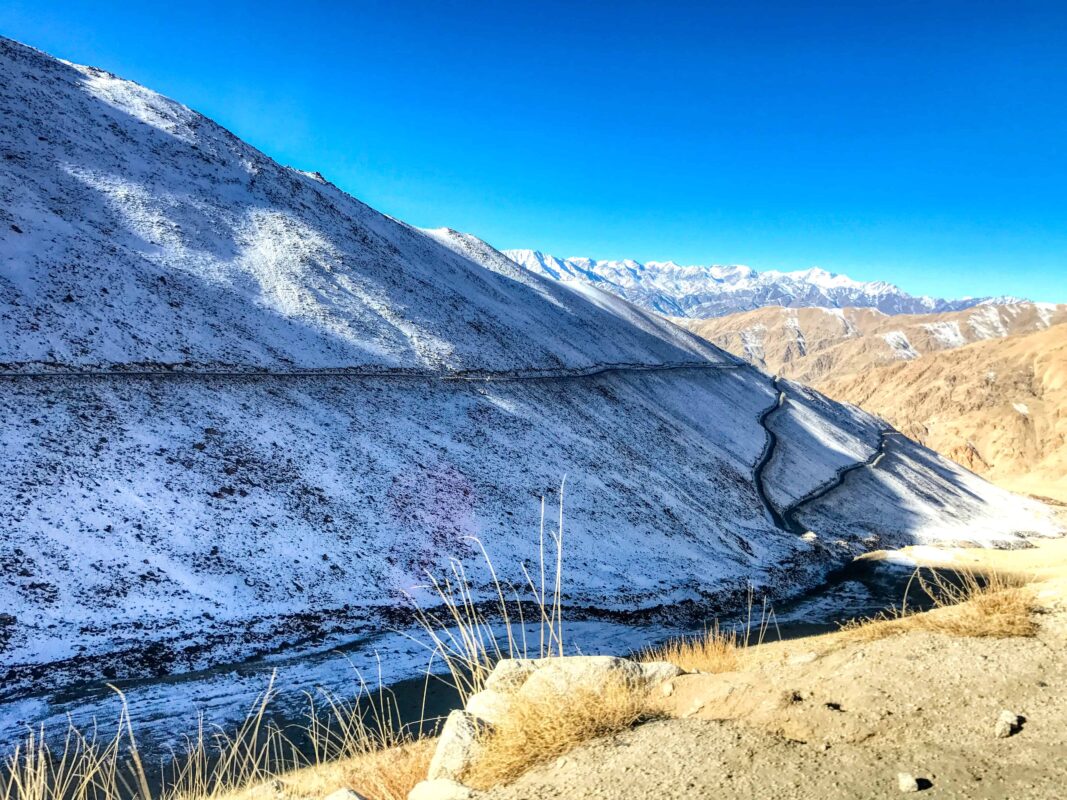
[{"xmin": 482, "ymin": 537, "xmax": 1067, "ymax": 799}]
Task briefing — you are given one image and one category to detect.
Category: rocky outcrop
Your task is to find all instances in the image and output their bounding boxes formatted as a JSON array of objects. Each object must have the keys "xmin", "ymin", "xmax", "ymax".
[{"xmin": 408, "ymin": 657, "xmax": 683, "ymax": 799}]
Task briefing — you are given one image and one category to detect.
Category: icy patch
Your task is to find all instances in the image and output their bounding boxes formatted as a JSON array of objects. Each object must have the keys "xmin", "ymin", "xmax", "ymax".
[{"xmin": 784, "ymin": 313, "xmax": 808, "ymax": 356}]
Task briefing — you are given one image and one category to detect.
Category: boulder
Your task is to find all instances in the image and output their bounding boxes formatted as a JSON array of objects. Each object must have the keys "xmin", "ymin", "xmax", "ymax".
[
  {"xmin": 427, "ymin": 710, "xmax": 490, "ymax": 782},
  {"xmin": 516, "ymin": 656, "xmax": 682, "ymax": 699},
  {"xmin": 483, "ymin": 658, "xmax": 541, "ymax": 693},
  {"xmin": 464, "ymin": 689, "xmax": 512, "ymax": 725}
]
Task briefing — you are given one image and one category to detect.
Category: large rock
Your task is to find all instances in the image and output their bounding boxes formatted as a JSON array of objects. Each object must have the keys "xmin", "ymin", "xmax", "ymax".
[
  {"xmin": 483, "ymin": 658, "xmax": 542, "ymax": 693},
  {"xmin": 464, "ymin": 689, "xmax": 513, "ymax": 725},
  {"xmin": 418, "ymin": 656, "xmax": 686, "ymax": 796},
  {"xmin": 426, "ymin": 710, "xmax": 490, "ymax": 782},
  {"xmin": 516, "ymin": 656, "xmax": 682, "ymax": 698}
]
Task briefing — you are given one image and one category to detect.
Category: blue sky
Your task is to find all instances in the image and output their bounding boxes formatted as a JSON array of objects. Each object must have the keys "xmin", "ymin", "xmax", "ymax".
[{"xmin": 3, "ymin": 1, "xmax": 1065, "ymax": 301}]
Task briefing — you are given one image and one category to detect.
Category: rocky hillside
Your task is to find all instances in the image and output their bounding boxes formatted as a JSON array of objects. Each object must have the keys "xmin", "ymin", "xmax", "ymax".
[
  {"xmin": 817, "ymin": 324, "xmax": 1067, "ymax": 502},
  {"xmin": 678, "ymin": 305, "xmax": 1067, "ymax": 501},
  {"xmin": 674, "ymin": 303, "xmax": 1067, "ymax": 385},
  {"xmin": 505, "ymin": 249, "xmax": 1019, "ymax": 318},
  {"xmin": 0, "ymin": 36, "xmax": 1056, "ymax": 704}
]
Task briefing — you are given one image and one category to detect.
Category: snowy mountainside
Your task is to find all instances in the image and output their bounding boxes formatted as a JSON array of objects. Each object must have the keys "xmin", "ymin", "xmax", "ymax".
[
  {"xmin": 0, "ymin": 36, "xmax": 1058, "ymax": 701},
  {"xmin": 505, "ymin": 249, "xmax": 1019, "ymax": 319},
  {"xmin": 0, "ymin": 38, "xmax": 721, "ymax": 373}
]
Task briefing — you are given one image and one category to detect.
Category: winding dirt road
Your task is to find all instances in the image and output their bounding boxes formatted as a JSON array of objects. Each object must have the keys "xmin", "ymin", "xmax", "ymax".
[{"xmin": 753, "ymin": 375, "xmax": 901, "ymax": 536}]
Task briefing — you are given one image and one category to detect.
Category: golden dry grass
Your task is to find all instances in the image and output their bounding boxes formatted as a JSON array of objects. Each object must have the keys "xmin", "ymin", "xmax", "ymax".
[
  {"xmin": 638, "ymin": 621, "xmax": 741, "ymax": 674},
  {"xmin": 840, "ymin": 568, "xmax": 1038, "ymax": 642},
  {"xmin": 462, "ymin": 677, "xmax": 656, "ymax": 790},
  {"xmin": 0, "ymin": 678, "xmax": 434, "ymax": 800},
  {"xmin": 232, "ymin": 739, "xmax": 433, "ymax": 800},
  {"xmin": 338, "ymin": 739, "xmax": 435, "ymax": 800}
]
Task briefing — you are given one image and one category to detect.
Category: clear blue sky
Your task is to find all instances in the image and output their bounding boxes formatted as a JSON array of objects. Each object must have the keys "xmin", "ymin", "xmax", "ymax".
[{"xmin": 3, "ymin": 1, "xmax": 1065, "ymax": 301}]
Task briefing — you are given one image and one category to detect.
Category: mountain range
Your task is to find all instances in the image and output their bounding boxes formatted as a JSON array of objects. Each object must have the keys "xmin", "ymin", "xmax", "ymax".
[
  {"xmin": 0, "ymin": 35, "xmax": 1057, "ymax": 717},
  {"xmin": 505, "ymin": 249, "xmax": 1022, "ymax": 319}
]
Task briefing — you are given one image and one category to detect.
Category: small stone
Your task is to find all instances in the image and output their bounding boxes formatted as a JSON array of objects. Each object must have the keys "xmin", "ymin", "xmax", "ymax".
[
  {"xmin": 661, "ymin": 681, "xmax": 675, "ymax": 697},
  {"xmin": 324, "ymin": 790, "xmax": 369, "ymax": 800},
  {"xmin": 787, "ymin": 651, "xmax": 818, "ymax": 666},
  {"xmin": 407, "ymin": 779, "xmax": 475, "ymax": 800},
  {"xmin": 994, "ymin": 709, "xmax": 1022, "ymax": 738},
  {"xmin": 897, "ymin": 772, "xmax": 920, "ymax": 793}
]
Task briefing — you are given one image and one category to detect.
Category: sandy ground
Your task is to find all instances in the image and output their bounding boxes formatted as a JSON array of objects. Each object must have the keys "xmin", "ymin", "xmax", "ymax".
[{"xmin": 482, "ymin": 537, "xmax": 1067, "ymax": 799}]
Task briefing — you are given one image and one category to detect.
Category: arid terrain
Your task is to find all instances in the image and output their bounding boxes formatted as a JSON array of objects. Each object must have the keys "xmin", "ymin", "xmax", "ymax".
[
  {"xmin": 477, "ymin": 535, "xmax": 1067, "ymax": 799},
  {"xmin": 673, "ymin": 303, "xmax": 1066, "ymax": 385},
  {"xmin": 677, "ymin": 306, "xmax": 1067, "ymax": 502},
  {"xmin": 817, "ymin": 324, "xmax": 1067, "ymax": 502}
]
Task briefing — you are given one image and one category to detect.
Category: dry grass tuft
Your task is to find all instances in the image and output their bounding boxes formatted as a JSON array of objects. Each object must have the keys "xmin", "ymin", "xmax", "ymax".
[
  {"xmin": 212, "ymin": 738, "xmax": 434, "ymax": 800},
  {"xmin": 335, "ymin": 739, "xmax": 435, "ymax": 800},
  {"xmin": 639, "ymin": 621, "xmax": 741, "ymax": 674},
  {"xmin": 638, "ymin": 590, "xmax": 778, "ymax": 673},
  {"xmin": 462, "ymin": 677, "xmax": 655, "ymax": 790},
  {"xmin": 0, "ymin": 676, "xmax": 435, "ymax": 800},
  {"xmin": 408, "ymin": 484, "xmax": 570, "ymax": 703},
  {"xmin": 841, "ymin": 568, "xmax": 1038, "ymax": 641}
]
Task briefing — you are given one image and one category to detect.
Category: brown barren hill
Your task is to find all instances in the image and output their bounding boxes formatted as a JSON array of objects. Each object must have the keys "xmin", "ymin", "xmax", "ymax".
[
  {"xmin": 677, "ymin": 304, "xmax": 1067, "ymax": 502},
  {"xmin": 815, "ymin": 323, "xmax": 1067, "ymax": 502},
  {"xmin": 674, "ymin": 302, "xmax": 1066, "ymax": 385}
]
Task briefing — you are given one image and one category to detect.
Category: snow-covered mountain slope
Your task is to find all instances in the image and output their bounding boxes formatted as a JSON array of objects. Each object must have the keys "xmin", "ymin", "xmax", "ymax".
[
  {"xmin": 0, "ymin": 40, "xmax": 720, "ymax": 374},
  {"xmin": 505, "ymin": 250, "xmax": 1021, "ymax": 319},
  {"xmin": 0, "ymin": 37, "xmax": 1058, "ymax": 700}
]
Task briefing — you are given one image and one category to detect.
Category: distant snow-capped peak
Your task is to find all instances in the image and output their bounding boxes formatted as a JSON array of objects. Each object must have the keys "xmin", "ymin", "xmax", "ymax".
[{"xmin": 503, "ymin": 249, "xmax": 1021, "ymax": 318}]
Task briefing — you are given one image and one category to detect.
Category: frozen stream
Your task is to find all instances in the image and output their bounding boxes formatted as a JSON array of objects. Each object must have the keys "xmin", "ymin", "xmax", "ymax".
[{"xmin": 0, "ymin": 555, "xmax": 937, "ymax": 759}]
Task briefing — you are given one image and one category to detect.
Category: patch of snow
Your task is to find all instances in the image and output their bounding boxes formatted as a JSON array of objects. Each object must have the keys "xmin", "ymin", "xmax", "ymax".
[
  {"xmin": 967, "ymin": 305, "xmax": 1010, "ymax": 339},
  {"xmin": 921, "ymin": 321, "xmax": 967, "ymax": 349},
  {"xmin": 1035, "ymin": 302, "xmax": 1057, "ymax": 327},
  {"xmin": 881, "ymin": 331, "xmax": 920, "ymax": 359},
  {"xmin": 739, "ymin": 324, "xmax": 767, "ymax": 362}
]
